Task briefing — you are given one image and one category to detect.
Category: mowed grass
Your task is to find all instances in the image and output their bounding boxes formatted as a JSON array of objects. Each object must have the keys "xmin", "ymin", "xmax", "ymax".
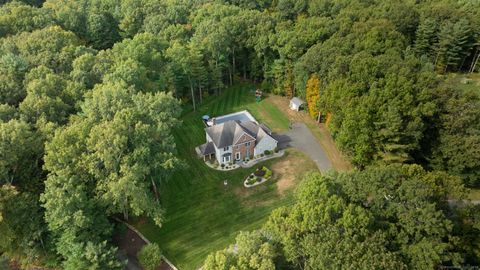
[
  {"xmin": 446, "ymin": 73, "xmax": 480, "ymax": 95},
  {"xmin": 468, "ymin": 188, "xmax": 480, "ymax": 201},
  {"xmin": 132, "ymin": 84, "xmax": 306, "ymax": 269}
]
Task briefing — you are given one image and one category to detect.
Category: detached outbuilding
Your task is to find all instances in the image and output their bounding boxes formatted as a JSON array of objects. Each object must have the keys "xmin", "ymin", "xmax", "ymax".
[{"xmin": 289, "ymin": 97, "xmax": 305, "ymax": 111}]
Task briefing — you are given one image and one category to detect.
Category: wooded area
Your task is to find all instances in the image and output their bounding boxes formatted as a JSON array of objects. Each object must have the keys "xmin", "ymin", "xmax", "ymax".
[{"xmin": 0, "ymin": 0, "xmax": 479, "ymax": 269}]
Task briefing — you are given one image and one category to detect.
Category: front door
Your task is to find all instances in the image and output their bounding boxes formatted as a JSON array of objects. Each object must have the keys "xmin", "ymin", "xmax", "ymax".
[
  {"xmin": 223, "ymin": 154, "xmax": 231, "ymax": 163},
  {"xmin": 235, "ymin": 152, "xmax": 240, "ymax": 160},
  {"xmin": 246, "ymin": 148, "xmax": 250, "ymax": 159}
]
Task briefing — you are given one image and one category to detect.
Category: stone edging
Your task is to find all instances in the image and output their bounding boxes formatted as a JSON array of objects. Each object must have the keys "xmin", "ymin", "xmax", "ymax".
[
  {"xmin": 244, "ymin": 176, "xmax": 270, "ymax": 188},
  {"xmin": 115, "ymin": 218, "xmax": 179, "ymax": 270},
  {"xmin": 204, "ymin": 161, "xmax": 240, "ymax": 171}
]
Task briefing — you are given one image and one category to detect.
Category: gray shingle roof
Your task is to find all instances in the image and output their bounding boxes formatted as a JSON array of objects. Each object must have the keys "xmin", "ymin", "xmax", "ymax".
[
  {"xmin": 205, "ymin": 120, "xmax": 276, "ymax": 148},
  {"xmin": 198, "ymin": 141, "xmax": 215, "ymax": 155}
]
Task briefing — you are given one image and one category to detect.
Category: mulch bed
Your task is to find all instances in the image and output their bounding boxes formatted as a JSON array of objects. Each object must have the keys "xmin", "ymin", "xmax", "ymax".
[
  {"xmin": 113, "ymin": 223, "xmax": 174, "ymax": 270},
  {"xmin": 113, "ymin": 227, "xmax": 146, "ymax": 259}
]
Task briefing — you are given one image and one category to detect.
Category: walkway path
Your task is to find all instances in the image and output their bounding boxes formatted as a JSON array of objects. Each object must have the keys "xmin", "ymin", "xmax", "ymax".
[{"xmin": 275, "ymin": 122, "xmax": 332, "ymax": 172}]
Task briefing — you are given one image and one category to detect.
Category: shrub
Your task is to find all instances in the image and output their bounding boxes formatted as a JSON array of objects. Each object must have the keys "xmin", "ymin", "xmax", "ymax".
[
  {"xmin": 274, "ymin": 147, "xmax": 279, "ymax": 153},
  {"xmin": 263, "ymin": 167, "xmax": 272, "ymax": 179},
  {"xmin": 138, "ymin": 243, "xmax": 162, "ymax": 270},
  {"xmin": 254, "ymin": 167, "xmax": 266, "ymax": 177},
  {"xmin": 260, "ymin": 153, "xmax": 264, "ymax": 157},
  {"xmin": 249, "ymin": 174, "xmax": 254, "ymax": 179},
  {"xmin": 246, "ymin": 176, "xmax": 257, "ymax": 185},
  {"xmin": 264, "ymin": 150, "xmax": 272, "ymax": 155},
  {"xmin": 113, "ymin": 222, "xmax": 127, "ymax": 236},
  {"xmin": 221, "ymin": 163, "xmax": 225, "ymax": 168},
  {"xmin": 261, "ymin": 79, "xmax": 273, "ymax": 92}
]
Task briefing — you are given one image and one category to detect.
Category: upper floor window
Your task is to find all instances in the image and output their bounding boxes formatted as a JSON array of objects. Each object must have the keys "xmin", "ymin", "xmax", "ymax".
[
  {"xmin": 236, "ymin": 145, "xmax": 240, "ymax": 150},
  {"xmin": 224, "ymin": 146, "xmax": 229, "ymax": 151},
  {"xmin": 245, "ymin": 142, "xmax": 251, "ymax": 147}
]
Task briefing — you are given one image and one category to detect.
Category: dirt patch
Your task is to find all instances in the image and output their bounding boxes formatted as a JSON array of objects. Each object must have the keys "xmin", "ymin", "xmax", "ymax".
[
  {"xmin": 272, "ymin": 159, "xmax": 296, "ymax": 195},
  {"xmin": 272, "ymin": 150, "xmax": 318, "ymax": 195}
]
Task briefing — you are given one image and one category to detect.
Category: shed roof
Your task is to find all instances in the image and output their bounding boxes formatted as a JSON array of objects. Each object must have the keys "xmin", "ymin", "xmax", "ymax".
[{"xmin": 290, "ymin": 97, "xmax": 305, "ymax": 106}]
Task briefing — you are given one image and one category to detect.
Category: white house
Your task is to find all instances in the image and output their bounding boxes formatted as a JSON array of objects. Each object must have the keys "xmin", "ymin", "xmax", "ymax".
[{"xmin": 289, "ymin": 97, "xmax": 305, "ymax": 111}]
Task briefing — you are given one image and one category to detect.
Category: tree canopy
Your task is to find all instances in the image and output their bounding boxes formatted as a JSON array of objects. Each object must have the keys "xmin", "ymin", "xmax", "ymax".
[{"xmin": 0, "ymin": 0, "xmax": 479, "ymax": 268}]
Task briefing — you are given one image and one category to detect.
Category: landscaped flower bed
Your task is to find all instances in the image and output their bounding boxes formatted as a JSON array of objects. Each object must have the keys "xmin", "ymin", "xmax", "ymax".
[{"xmin": 244, "ymin": 166, "xmax": 273, "ymax": 187}]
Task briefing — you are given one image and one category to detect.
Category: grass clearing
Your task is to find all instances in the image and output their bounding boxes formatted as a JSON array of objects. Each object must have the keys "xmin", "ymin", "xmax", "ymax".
[
  {"xmin": 468, "ymin": 188, "xmax": 480, "ymax": 201},
  {"xmin": 132, "ymin": 84, "xmax": 317, "ymax": 269},
  {"xmin": 445, "ymin": 73, "xmax": 480, "ymax": 95}
]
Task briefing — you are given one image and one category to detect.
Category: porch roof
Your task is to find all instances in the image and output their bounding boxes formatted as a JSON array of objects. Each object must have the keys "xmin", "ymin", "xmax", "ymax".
[{"xmin": 198, "ymin": 141, "xmax": 216, "ymax": 156}]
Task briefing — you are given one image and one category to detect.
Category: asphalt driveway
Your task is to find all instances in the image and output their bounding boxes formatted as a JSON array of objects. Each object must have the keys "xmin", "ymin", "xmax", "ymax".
[{"xmin": 275, "ymin": 122, "xmax": 332, "ymax": 172}]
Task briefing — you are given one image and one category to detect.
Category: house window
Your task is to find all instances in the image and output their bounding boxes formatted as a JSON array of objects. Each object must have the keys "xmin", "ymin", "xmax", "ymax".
[
  {"xmin": 235, "ymin": 152, "xmax": 241, "ymax": 160},
  {"xmin": 223, "ymin": 146, "xmax": 229, "ymax": 151},
  {"xmin": 245, "ymin": 142, "xmax": 251, "ymax": 147},
  {"xmin": 236, "ymin": 145, "xmax": 240, "ymax": 150}
]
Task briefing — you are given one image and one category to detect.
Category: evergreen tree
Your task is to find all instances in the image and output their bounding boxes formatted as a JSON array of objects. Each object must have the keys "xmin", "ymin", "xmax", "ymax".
[{"xmin": 414, "ymin": 18, "xmax": 438, "ymax": 58}]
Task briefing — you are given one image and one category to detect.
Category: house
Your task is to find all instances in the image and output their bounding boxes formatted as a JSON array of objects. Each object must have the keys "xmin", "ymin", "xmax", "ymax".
[
  {"xmin": 289, "ymin": 97, "xmax": 304, "ymax": 111},
  {"xmin": 196, "ymin": 112, "xmax": 278, "ymax": 164}
]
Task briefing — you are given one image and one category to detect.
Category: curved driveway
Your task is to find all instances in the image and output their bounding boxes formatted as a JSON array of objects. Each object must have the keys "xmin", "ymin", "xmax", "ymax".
[{"xmin": 275, "ymin": 122, "xmax": 332, "ymax": 172}]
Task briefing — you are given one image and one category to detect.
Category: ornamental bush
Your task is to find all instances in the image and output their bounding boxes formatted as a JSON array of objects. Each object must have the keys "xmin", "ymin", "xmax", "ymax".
[{"xmin": 138, "ymin": 243, "xmax": 162, "ymax": 270}]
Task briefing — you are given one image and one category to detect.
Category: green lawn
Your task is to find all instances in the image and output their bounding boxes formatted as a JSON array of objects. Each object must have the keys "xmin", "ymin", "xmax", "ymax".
[
  {"xmin": 468, "ymin": 188, "xmax": 480, "ymax": 201},
  {"xmin": 132, "ymin": 84, "xmax": 307, "ymax": 269},
  {"xmin": 446, "ymin": 73, "xmax": 480, "ymax": 95}
]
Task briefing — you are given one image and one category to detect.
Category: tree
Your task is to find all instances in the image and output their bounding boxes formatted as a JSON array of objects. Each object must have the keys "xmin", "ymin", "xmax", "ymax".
[
  {"xmin": 0, "ymin": 120, "xmax": 43, "ymax": 189},
  {"xmin": 0, "ymin": 185, "xmax": 48, "ymax": 267},
  {"xmin": 305, "ymin": 74, "xmax": 320, "ymax": 119},
  {"xmin": 138, "ymin": 243, "xmax": 162, "ymax": 270},
  {"xmin": 265, "ymin": 172, "xmax": 404, "ymax": 269},
  {"xmin": 19, "ymin": 66, "xmax": 73, "ymax": 124},
  {"xmin": 70, "ymin": 52, "xmax": 101, "ymax": 89},
  {"xmin": 414, "ymin": 18, "xmax": 438, "ymax": 58},
  {"xmin": 0, "ymin": 26, "xmax": 82, "ymax": 73},
  {"xmin": 427, "ymin": 86, "xmax": 480, "ymax": 187},
  {"xmin": 435, "ymin": 19, "xmax": 475, "ymax": 72},
  {"xmin": 86, "ymin": 9, "xmax": 120, "ymax": 50},
  {"xmin": 0, "ymin": 53, "xmax": 28, "ymax": 105},
  {"xmin": 165, "ymin": 41, "xmax": 205, "ymax": 110},
  {"xmin": 205, "ymin": 166, "xmax": 467, "ymax": 269},
  {"xmin": 0, "ymin": 104, "xmax": 16, "ymax": 122},
  {"xmin": 0, "ymin": 2, "xmax": 54, "ymax": 37},
  {"xmin": 203, "ymin": 231, "xmax": 278, "ymax": 270},
  {"xmin": 338, "ymin": 164, "xmax": 464, "ymax": 268}
]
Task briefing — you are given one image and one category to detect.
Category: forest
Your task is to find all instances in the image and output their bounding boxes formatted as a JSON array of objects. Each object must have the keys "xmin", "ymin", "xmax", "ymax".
[{"xmin": 0, "ymin": 0, "xmax": 479, "ymax": 269}]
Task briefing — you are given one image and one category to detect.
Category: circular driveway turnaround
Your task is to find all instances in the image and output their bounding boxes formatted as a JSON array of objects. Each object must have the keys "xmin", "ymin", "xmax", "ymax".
[{"xmin": 275, "ymin": 122, "xmax": 333, "ymax": 172}]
